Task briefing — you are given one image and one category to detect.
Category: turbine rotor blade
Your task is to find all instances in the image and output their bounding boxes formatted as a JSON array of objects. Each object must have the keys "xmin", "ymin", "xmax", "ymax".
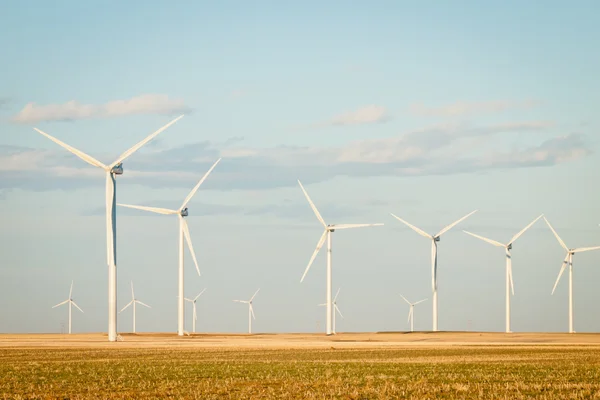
[
  {"xmin": 119, "ymin": 301, "xmax": 133, "ymax": 313},
  {"xmin": 407, "ymin": 307, "xmax": 413, "ymax": 323},
  {"xmin": 297, "ymin": 180, "xmax": 327, "ymax": 227},
  {"xmin": 463, "ymin": 230, "xmax": 505, "ymax": 247},
  {"xmin": 52, "ymin": 299, "xmax": 69, "ymax": 308},
  {"xmin": 508, "ymin": 261, "xmax": 515, "ymax": 296},
  {"xmin": 111, "ymin": 115, "xmax": 184, "ymax": 167},
  {"xmin": 573, "ymin": 246, "xmax": 600, "ymax": 253},
  {"xmin": 250, "ymin": 288, "xmax": 260, "ymax": 302},
  {"xmin": 508, "ymin": 214, "xmax": 544, "ymax": 245},
  {"xmin": 300, "ymin": 230, "xmax": 328, "ymax": 282},
  {"xmin": 399, "ymin": 294, "xmax": 411, "ymax": 305},
  {"xmin": 117, "ymin": 204, "xmax": 178, "ymax": 215},
  {"xmin": 435, "ymin": 210, "xmax": 478, "ymax": 238},
  {"xmin": 33, "ymin": 128, "xmax": 107, "ymax": 169},
  {"xmin": 69, "ymin": 280, "xmax": 73, "ymax": 298},
  {"xmin": 180, "ymin": 158, "xmax": 222, "ymax": 210},
  {"xmin": 390, "ymin": 214, "xmax": 431, "ymax": 239},
  {"xmin": 130, "ymin": 281, "xmax": 135, "ymax": 300},
  {"xmin": 71, "ymin": 301, "xmax": 84, "ymax": 313},
  {"xmin": 332, "ymin": 223, "xmax": 384, "ymax": 229},
  {"xmin": 250, "ymin": 304, "xmax": 256, "ymax": 319},
  {"xmin": 195, "ymin": 288, "xmax": 207, "ymax": 301},
  {"xmin": 544, "ymin": 216, "xmax": 569, "ymax": 251},
  {"xmin": 333, "ymin": 288, "xmax": 341, "ymax": 302},
  {"xmin": 335, "ymin": 304, "xmax": 344, "ymax": 318},
  {"xmin": 181, "ymin": 218, "xmax": 201, "ymax": 276},
  {"xmin": 551, "ymin": 254, "xmax": 570, "ymax": 295},
  {"xmin": 413, "ymin": 298, "xmax": 428, "ymax": 305},
  {"xmin": 136, "ymin": 301, "xmax": 151, "ymax": 308}
]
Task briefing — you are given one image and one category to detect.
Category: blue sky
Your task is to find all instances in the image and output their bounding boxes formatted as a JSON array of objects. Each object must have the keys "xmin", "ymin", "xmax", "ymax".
[{"xmin": 1, "ymin": 0, "xmax": 599, "ymax": 334}]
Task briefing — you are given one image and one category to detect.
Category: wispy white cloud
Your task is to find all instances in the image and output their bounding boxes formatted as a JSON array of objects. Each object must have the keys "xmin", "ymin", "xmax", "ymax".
[
  {"xmin": 0, "ymin": 121, "xmax": 589, "ymax": 192},
  {"xmin": 11, "ymin": 94, "xmax": 191, "ymax": 124},
  {"xmin": 329, "ymin": 105, "xmax": 390, "ymax": 126},
  {"xmin": 409, "ymin": 100, "xmax": 539, "ymax": 118}
]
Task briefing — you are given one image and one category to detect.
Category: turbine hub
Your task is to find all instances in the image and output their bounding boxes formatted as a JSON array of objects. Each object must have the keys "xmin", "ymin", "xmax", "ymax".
[
  {"xmin": 434, "ymin": 236, "xmax": 440, "ymax": 242},
  {"xmin": 111, "ymin": 163, "xmax": 123, "ymax": 175},
  {"xmin": 507, "ymin": 243, "xmax": 513, "ymax": 250},
  {"xmin": 180, "ymin": 208, "xmax": 189, "ymax": 217}
]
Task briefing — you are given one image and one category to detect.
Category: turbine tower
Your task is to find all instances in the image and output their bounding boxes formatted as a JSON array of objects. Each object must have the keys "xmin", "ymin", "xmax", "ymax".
[
  {"xmin": 118, "ymin": 158, "xmax": 220, "ymax": 336},
  {"xmin": 463, "ymin": 214, "xmax": 543, "ymax": 333},
  {"xmin": 391, "ymin": 210, "xmax": 477, "ymax": 331},
  {"xmin": 52, "ymin": 281, "xmax": 84, "ymax": 334},
  {"xmin": 318, "ymin": 288, "xmax": 344, "ymax": 334},
  {"xmin": 119, "ymin": 281, "xmax": 151, "ymax": 334},
  {"xmin": 298, "ymin": 180, "xmax": 383, "ymax": 336},
  {"xmin": 185, "ymin": 288, "xmax": 206, "ymax": 333},
  {"xmin": 233, "ymin": 289, "xmax": 260, "ymax": 334},
  {"xmin": 544, "ymin": 216, "xmax": 600, "ymax": 333},
  {"xmin": 399, "ymin": 294, "xmax": 427, "ymax": 332},
  {"xmin": 34, "ymin": 115, "xmax": 184, "ymax": 341}
]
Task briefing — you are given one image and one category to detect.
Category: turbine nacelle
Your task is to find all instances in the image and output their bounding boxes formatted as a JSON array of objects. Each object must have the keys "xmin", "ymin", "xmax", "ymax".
[
  {"xmin": 180, "ymin": 208, "xmax": 189, "ymax": 217},
  {"xmin": 507, "ymin": 243, "xmax": 513, "ymax": 250},
  {"xmin": 110, "ymin": 163, "xmax": 123, "ymax": 175},
  {"xmin": 434, "ymin": 236, "xmax": 441, "ymax": 242}
]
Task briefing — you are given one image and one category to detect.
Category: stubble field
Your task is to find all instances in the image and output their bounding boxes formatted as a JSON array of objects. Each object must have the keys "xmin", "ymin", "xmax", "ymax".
[{"xmin": 1, "ymin": 332, "xmax": 600, "ymax": 399}]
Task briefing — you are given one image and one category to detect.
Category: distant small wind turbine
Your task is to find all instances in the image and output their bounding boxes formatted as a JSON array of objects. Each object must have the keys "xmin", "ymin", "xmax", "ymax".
[
  {"xmin": 463, "ymin": 214, "xmax": 543, "ymax": 333},
  {"xmin": 399, "ymin": 294, "xmax": 427, "ymax": 332},
  {"xmin": 185, "ymin": 288, "xmax": 206, "ymax": 333},
  {"xmin": 544, "ymin": 216, "xmax": 600, "ymax": 333},
  {"xmin": 119, "ymin": 281, "xmax": 151, "ymax": 334},
  {"xmin": 118, "ymin": 158, "xmax": 221, "ymax": 336},
  {"xmin": 52, "ymin": 281, "xmax": 83, "ymax": 334},
  {"xmin": 233, "ymin": 289, "xmax": 260, "ymax": 334},
  {"xmin": 318, "ymin": 288, "xmax": 344, "ymax": 334},
  {"xmin": 35, "ymin": 115, "xmax": 184, "ymax": 342},
  {"xmin": 390, "ymin": 210, "xmax": 477, "ymax": 331},
  {"xmin": 298, "ymin": 180, "xmax": 383, "ymax": 335}
]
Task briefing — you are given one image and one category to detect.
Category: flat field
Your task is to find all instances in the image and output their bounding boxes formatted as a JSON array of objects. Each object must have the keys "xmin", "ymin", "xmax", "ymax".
[{"xmin": 1, "ymin": 332, "xmax": 600, "ymax": 399}]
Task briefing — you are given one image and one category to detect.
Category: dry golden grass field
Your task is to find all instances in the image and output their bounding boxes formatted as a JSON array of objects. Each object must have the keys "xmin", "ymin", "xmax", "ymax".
[{"xmin": 2, "ymin": 332, "xmax": 600, "ymax": 399}]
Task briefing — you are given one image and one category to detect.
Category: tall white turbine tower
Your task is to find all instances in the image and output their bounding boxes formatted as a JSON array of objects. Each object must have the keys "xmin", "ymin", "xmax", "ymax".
[
  {"xmin": 399, "ymin": 294, "xmax": 427, "ymax": 332},
  {"xmin": 35, "ymin": 116, "xmax": 184, "ymax": 342},
  {"xmin": 463, "ymin": 214, "xmax": 543, "ymax": 333},
  {"xmin": 391, "ymin": 210, "xmax": 477, "ymax": 331},
  {"xmin": 119, "ymin": 281, "xmax": 151, "ymax": 334},
  {"xmin": 118, "ymin": 158, "xmax": 220, "ymax": 336},
  {"xmin": 544, "ymin": 217, "xmax": 600, "ymax": 333},
  {"xmin": 298, "ymin": 180, "xmax": 383, "ymax": 336},
  {"xmin": 185, "ymin": 288, "xmax": 206, "ymax": 333},
  {"xmin": 318, "ymin": 288, "xmax": 344, "ymax": 334},
  {"xmin": 52, "ymin": 281, "xmax": 84, "ymax": 334},
  {"xmin": 233, "ymin": 289, "xmax": 260, "ymax": 334}
]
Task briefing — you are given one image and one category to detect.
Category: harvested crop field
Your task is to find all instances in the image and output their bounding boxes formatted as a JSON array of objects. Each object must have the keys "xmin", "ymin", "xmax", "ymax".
[{"xmin": 1, "ymin": 333, "xmax": 600, "ymax": 399}]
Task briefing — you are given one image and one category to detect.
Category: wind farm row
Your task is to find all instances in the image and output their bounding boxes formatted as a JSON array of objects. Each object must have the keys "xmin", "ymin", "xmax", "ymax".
[{"xmin": 35, "ymin": 116, "xmax": 599, "ymax": 340}]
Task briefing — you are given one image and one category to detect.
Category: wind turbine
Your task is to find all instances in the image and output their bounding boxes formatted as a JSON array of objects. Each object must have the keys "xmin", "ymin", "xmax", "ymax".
[
  {"xmin": 118, "ymin": 158, "xmax": 220, "ymax": 336},
  {"xmin": 298, "ymin": 180, "xmax": 383, "ymax": 335},
  {"xmin": 185, "ymin": 288, "xmax": 206, "ymax": 333},
  {"xmin": 318, "ymin": 288, "xmax": 344, "ymax": 334},
  {"xmin": 544, "ymin": 216, "xmax": 600, "ymax": 333},
  {"xmin": 391, "ymin": 210, "xmax": 477, "ymax": 331},
  {"xmin": 119, "ymin": 281, "xmax": 151, "ymax": 334},
  {"xmin": 34, "ymin": 115, "xmax": 184, "ymax": 342},
  {"xmin": 399, "ymin": 294, "xmax": 427, "ymax": 332},
  {"xmin": 52, "ymin": 281, "xmax": 83, "ymax": 334},
  {"xmin": 233, "ymin": 289, "xmax": 260, "ymax": 334},
  {"xmin": 463, "ymin": 214, "xmax": 543, "ymax": 333}
]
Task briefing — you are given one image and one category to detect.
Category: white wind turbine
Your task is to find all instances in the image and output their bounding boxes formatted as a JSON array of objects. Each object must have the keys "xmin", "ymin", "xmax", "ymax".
[
  {"xmin": 318, "ymin": 288, "xmax": 344, "ymax": 334},
  {"xmin": 399, "ymin": 294, "xmax": 427, "ymax": 332},
  {"xmin": 119, "ymin": 281, "xmax": 151, "ymax": 334},
  {"xmin": 391, "ymin": 210, "xmax": 477, "ymax": 331},
  {"xmin": 544, "ymin": 216, "xmax": 600, "ymax": 333},
  {"xmin": 463, "ymin": 214, "xmax": 543, "ymax": 333},
  {"xmin": 52, "ymin": 281, "xmax": 84, "ymax": 334},
  {"xmin": 118, "ymin": 158, "xmax": 220, "ymax": 336},
  {"xmin": 185, "ymin": 288, "xmax": 206, "ymax": 333},
  {"xmin": 298, "ymin": 180, "xmax": 383, "ymax": 336},
  {"xmin": 233, "ymin": 289, "xmax": 260, "ymax": 334},
  {"xmin": 35, "ymin": 115, "xmax": 184, "ymax": 342}
]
